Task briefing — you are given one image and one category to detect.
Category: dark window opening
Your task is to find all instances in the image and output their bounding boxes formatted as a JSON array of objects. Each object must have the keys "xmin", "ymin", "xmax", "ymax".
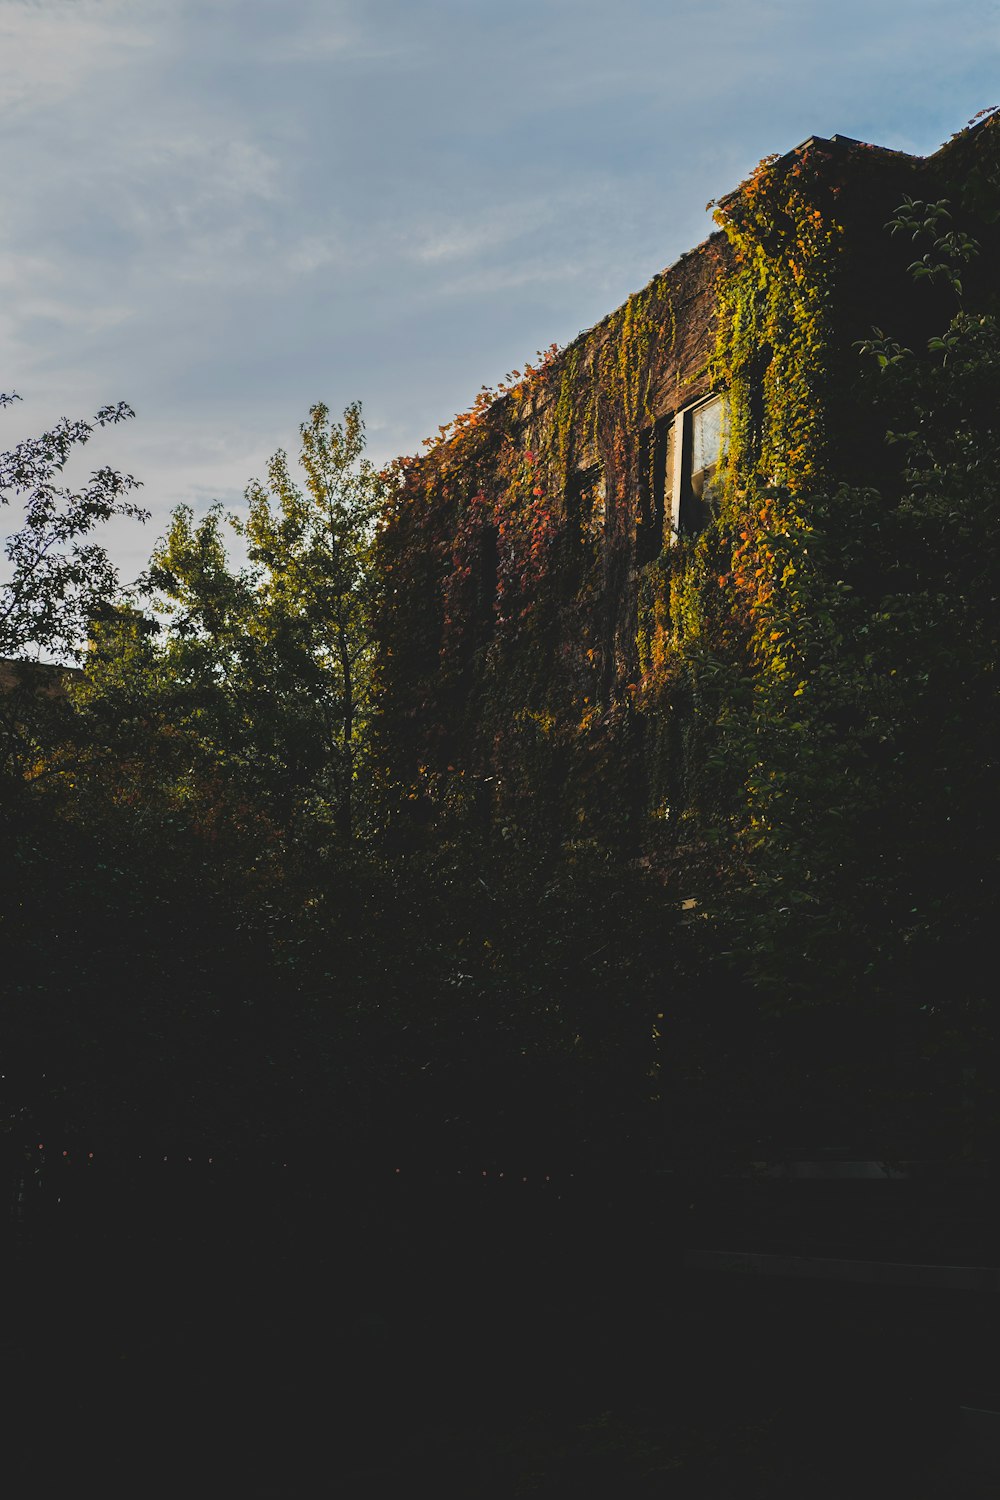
[
  {"xmin": 638, "ymin": 417, "xmax": 672, "ymax": 564},
  {"xmin": 477, "ymin": 524, "xmax": 499, "ymax": 624},
  {"xmin": 747, "ymin": 345, "xmax": 771, "ymax": 469}
]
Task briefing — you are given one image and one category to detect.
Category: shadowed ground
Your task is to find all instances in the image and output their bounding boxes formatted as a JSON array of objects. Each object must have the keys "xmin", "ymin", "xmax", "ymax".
[{"xmin": 5, "ymin": 1163, "xmax": 996, "ymax": 1495}]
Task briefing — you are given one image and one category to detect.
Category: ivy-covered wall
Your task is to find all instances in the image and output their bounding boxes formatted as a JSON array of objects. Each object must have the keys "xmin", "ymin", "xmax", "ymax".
[{"xmin": 375, "ymin": 118, "xmax": 1000, "ymax": 852}]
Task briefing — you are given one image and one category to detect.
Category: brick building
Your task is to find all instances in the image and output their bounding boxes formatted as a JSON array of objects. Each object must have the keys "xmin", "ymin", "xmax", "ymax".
[{"xmin": 377, "ymin": 116, "xmax": 1000, "ymax": 837}]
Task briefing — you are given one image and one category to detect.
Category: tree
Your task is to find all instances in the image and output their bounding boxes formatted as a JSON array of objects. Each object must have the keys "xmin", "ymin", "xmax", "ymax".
[
  {"xmin": 0, "ymin": 392, "xmax": 144, "ymax": 790},
  {"xmin": 235, "ymin": 399, "xmax": 384, "ymax": 842},
  {"xmin": 80, "ymin": 400, "xmax": 384, "ymax": 847},
  {"xmin": 0, "ymin": 393, "xmax": 144, "ymax": 662}
]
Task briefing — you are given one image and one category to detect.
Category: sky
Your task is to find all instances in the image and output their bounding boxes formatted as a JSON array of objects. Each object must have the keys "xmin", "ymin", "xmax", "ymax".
[{"xmin": 2, "ymin": 0, "xmax": 999, "ymax": 583}]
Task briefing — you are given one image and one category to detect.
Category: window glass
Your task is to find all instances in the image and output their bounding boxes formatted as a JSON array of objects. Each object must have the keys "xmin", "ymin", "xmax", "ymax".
[{"xmin": 690, "ymin": 396, "xmax": 728, "ymax": 500}]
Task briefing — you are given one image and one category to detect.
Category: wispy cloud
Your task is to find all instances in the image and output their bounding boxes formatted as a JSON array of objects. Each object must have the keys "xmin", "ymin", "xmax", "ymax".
[
  {"xmin": 0, "ymin": 0, "xmax": 153, "ymax": 113},
  {"xmin": 284, "ymin": 236, "xmax": 344, "ymax": 275},
  {"xmin": 409, "ymin": 198, "xmax": 564, "ymax": 266}
]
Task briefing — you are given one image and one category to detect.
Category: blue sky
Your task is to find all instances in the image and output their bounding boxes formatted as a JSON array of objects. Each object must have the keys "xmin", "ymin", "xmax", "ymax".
[{"xmin": 2, "ymin": 0, "xmax": 999, "ymax": 580}]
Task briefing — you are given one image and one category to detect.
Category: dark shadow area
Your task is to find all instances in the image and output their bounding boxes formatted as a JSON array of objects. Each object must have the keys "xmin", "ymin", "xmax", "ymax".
[{"xmin": 5, "ymin": 1162, "xmax": 997, "ymax": 1496}]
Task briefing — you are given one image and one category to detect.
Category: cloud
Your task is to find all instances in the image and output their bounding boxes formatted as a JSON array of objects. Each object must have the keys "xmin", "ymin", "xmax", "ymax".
[
  {"xmin": 268, "ymin": 21, "xmax": 412, "ymax": 66},
  {"xmin": 284, "ymin": 236, "xmax": 344, "ymax": 275},
  {"xmin": 407, "ymin": 192, "xmax": 579, "ymax": 266},
  {"xmin": 0, "ymin": 0, "xmax": 153, "ymax": 113}
]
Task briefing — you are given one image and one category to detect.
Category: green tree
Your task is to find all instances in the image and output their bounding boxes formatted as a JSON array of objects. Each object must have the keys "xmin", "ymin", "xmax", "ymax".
[
  {"xmin": 0, "ymin": 393, "xmax": 143, "ymax": 662},
  {"xmin": 80, "ymin": 400, "xmax": 384, "ymax": 848},
  {"xmin": 236, "ymin": 399, "xmax": 384, "ymax": 842},
  {"xmin": 0, "ymin": 392, "xmax": 143, "ymax": 791}
]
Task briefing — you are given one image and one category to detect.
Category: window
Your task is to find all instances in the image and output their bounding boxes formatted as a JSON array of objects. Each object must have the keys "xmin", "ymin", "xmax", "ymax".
[
  {"xmin": 666, "ymin": 394, "xmax": 729, "ymax": 538},
  {"xmin": 689, "ymin": 397, "xmax": 727, "ymax": 505},
  {"xmin": 637, "ymin": 417, "xmax": 671, "ymax": 564}
]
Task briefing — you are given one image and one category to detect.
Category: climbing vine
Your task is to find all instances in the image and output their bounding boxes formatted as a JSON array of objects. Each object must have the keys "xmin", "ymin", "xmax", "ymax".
[
  {"xmin": 375, "ymin": 236, "xmax": 726, "ymax": 837},
  {"xmin": 372, "ymin": 113, "xmax": 1000, "ymax": 1160},
  {"xmin": 645, "ymin": 118, "xmax": 1000, "ymax": 1043},
  {"xmin": 376, "ymin": 116, "xmax": 1000, "ymax": 890}
]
